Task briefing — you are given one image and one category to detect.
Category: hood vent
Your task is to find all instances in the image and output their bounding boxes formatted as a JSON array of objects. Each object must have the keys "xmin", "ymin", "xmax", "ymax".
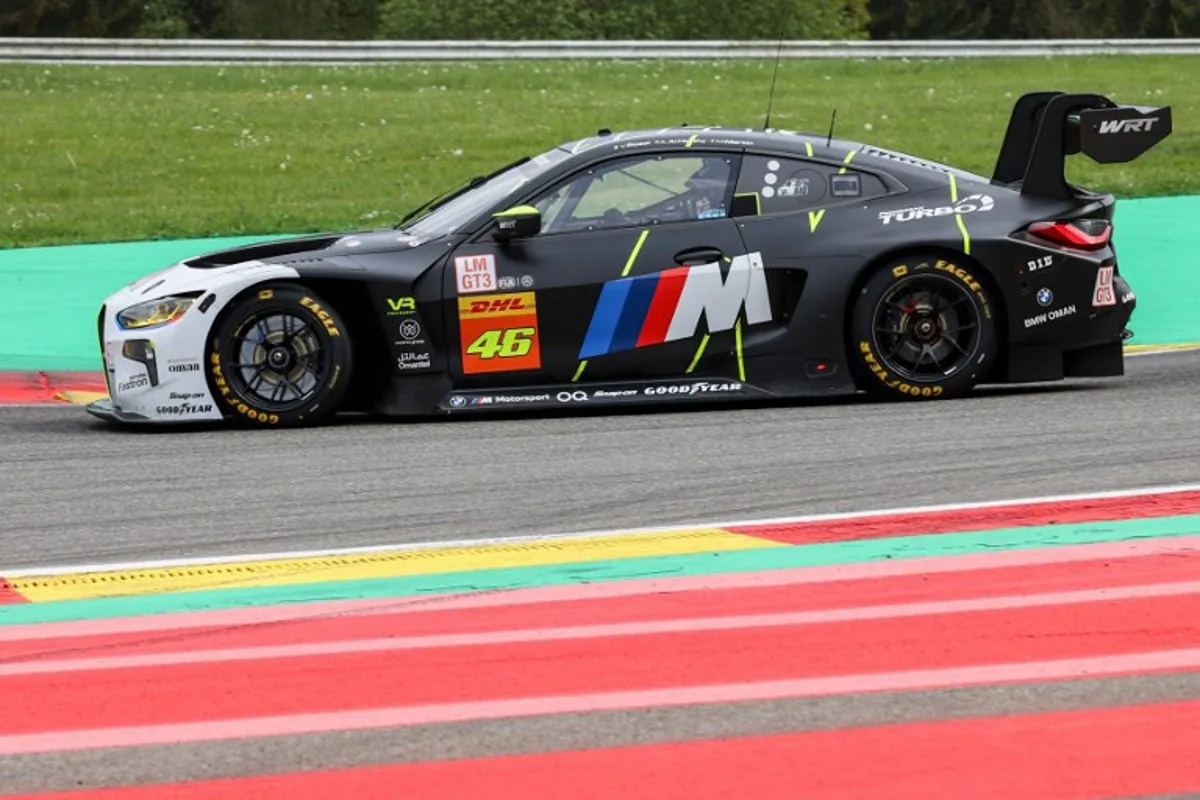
[{"xmin": 184, "ymin": 236, "xmax": 342, "ymax": 269}]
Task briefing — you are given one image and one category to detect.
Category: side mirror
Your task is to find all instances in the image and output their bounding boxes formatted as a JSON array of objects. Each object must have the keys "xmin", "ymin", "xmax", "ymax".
[{"xmin": 492, "ymin": 205, "xmax": 541, "ymax": 242}]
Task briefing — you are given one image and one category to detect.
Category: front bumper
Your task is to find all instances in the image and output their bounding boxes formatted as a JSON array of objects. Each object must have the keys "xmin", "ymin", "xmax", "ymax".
[{"xmin": 96, "ymin": 301, "xmax": 225, "ymax": 425}]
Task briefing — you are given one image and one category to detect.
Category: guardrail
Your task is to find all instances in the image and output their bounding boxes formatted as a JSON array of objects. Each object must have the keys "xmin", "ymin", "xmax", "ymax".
[{"xmin": 2, "ymin": 37, "xmax": 1200, "ymax": 64}]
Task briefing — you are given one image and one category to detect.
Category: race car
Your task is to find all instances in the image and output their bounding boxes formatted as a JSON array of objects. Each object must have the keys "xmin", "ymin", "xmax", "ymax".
[{"xmin": 88, "ymin": 90, "xmax": 1170, "ymax": 428}]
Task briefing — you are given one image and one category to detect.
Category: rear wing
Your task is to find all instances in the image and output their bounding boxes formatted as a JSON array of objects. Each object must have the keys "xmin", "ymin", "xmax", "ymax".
[{"xmin": 991, "ymin": 91, "xmax": 1172, "ymax": 200}]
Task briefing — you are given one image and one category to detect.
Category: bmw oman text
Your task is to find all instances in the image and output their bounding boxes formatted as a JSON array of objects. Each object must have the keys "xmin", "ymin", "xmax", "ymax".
[{"xmin": 88, "ymin": 91, "xmax": 1170, "ymax": 429}]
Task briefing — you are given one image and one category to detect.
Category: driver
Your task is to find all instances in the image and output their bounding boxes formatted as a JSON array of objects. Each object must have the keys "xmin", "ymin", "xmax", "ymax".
[{"xmin": 682, "ymin": 159, "xmax": 730, "ymax": 220}]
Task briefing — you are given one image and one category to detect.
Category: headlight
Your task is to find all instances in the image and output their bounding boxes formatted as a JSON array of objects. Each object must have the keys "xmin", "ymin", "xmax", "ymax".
[{"xmin": 116, "ymin": 295, "xmax": 197, "ymax": 330}]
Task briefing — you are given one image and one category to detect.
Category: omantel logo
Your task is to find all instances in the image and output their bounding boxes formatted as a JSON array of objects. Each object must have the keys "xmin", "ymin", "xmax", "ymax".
[
  {"xmin": 579, "ymin": 252, "xmax": 770, "ymax": 359},
  {"xmin": 879, "ymin": 194, "xmax": 995, "ymax": 225}
]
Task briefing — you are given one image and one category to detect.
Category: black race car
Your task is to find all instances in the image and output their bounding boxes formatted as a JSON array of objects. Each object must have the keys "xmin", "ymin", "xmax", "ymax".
[{"xmin": 89, "ymin": 91, "xmax": 1170, "ymax": 428}]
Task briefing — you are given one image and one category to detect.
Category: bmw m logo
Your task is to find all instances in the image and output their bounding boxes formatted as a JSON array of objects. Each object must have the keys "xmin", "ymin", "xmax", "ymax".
[{"xmin": 1036, "ymin": 288, "xmax": 1053, "ymax": 307}]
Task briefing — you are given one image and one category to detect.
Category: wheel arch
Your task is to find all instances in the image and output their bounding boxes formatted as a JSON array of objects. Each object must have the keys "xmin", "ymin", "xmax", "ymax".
[
  {"xmin": 842, "ymin": 244, "xmax": 1010, "ymax": 386},
  {"xmin": 204, "ymin": 275, "xmax": 391, "ymax": 416}
]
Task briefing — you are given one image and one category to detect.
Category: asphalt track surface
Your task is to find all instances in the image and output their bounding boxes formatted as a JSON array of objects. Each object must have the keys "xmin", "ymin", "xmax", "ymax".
[
  {"xmin": 2, "ymin": 350, "xmax": 1200, "ymax": 570},
  {"xmin": 2, "ymin": 351, "xmax": 1200, "ymax": 795}
]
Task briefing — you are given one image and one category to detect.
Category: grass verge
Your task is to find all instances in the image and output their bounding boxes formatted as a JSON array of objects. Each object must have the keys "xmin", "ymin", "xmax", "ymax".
[{"xmin": 1, "ymin": 56, "xmax": 1196, "ymax": 248}]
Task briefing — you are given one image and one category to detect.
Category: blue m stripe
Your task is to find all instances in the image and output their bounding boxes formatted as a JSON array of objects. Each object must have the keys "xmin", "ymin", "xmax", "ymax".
[
  {"xmin": 607, "ymin": 273, "xmax": 659, "ymax": 354},
  {"xmin": 578, "ymin": 278, "xmax": 632, "ymax": 359}
]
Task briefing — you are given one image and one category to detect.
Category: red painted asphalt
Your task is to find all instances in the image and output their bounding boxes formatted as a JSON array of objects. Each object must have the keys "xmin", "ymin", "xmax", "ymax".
[
  {"xmin": 4, "ymin": 496, "xmax": 1200, "ymax": 795},
  {"xmin": 0, "ymin": 371, "xmax": 105, "ymax": 405},
  {"xmin": 730, "ymin": 489, "xmax": 1200, "ymax": 544},
  {"xmin": 0, "ymin": 578, "xmax": 28, "ymax": 605},
  {"xmin": 18, "ymin": 698, "xmax": 1196, "ymax": 800},
  {"xmin": 2, "ymin": 557, "xmax": 1199, "ymax": 739}
]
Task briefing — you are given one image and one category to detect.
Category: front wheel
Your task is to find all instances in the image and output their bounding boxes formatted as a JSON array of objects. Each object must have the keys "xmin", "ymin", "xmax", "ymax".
[
  {"xmin": 207, "ymin": 283, "xmax": 354, "ymax": 427},
  {"xmin": 848, "ymin": 256, "xmax": 999, "ymax": 400}
]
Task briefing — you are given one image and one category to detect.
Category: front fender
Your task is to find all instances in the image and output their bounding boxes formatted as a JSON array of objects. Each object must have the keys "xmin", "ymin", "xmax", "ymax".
[{"xmin": 99, "ymin": 259, "xmax": 302, "ymax": 423}]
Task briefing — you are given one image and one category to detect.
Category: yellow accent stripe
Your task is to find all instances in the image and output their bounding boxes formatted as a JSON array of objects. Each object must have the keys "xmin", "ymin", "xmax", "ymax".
[
  {"xmin": 11, "ymin": 530, "xmax": 782, "ymax": 603},
  {"xmin": 572, "ymin": 360, "xmax": 588, "ymax": 382},
  {"xmin": 735, "ymin": 319, "xmax": 746, "ymax": 382},
  {"xmin": 686, "ymin": 334, "xmax": 710, "ymax": 374},
  {"xmin": 948, "ymin": 173, "xmax": 969, "ymax": 253},
  {"xmin": 805, "ymin": 142, "xmax": 814, "ymax": 158},
  {"xmin": 955, "ymin": 214, "xmax": 972, "ymax": 255},
  {"xmin": 838, "ymin": 150, "xmax": 857, "ymax": 174},
  {"xmin": 808, "ymin": 209, "xmax": 826, "ymax": 233},
  {"xmin": 685, "ymin": 133, "xmax": 699, "ymax": 148},
  {"xmin": 621, "ymin": 229, "xmax": 650, "ymax": 278}
]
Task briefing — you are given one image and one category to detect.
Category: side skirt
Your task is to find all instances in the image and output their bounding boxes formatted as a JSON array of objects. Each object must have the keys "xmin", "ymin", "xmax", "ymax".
[{"xmin": 437, "ymin": 377, "xmax": 782, "ymax": 413}]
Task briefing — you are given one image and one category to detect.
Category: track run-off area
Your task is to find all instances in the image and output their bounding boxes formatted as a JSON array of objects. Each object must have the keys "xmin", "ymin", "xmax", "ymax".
[{"xmin": 2, "ymin": 348, "xmax": 1200, "ymax": 796}]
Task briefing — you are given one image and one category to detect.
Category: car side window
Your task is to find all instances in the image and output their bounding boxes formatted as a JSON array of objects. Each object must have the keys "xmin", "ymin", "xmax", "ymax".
[
  {"xmin": 531, "ymin": 153, "xmax": 737, "ymax": 235},
  {"xmin": 731, "ymin": 155, "xmax": 890, "ymax": 217}
]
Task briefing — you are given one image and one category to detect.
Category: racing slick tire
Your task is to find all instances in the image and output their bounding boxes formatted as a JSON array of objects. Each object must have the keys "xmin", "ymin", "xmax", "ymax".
[
  {"xmin": 206, "ymin": 283, "xmax": 354, "ymax": 427},
  {"xmin": 848, "ymin": 255, "xmax": 999, "ymax": 400}
]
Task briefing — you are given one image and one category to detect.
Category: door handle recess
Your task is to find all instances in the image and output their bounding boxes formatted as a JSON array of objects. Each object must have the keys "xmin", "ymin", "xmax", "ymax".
[{"xmin": 673, "ymin": 246, "xmax": 724, "ymax": 266}]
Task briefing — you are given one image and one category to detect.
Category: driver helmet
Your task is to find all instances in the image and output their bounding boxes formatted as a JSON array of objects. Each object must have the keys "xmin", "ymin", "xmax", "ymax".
[{"xmin": 685, "ymin": 159, "xmax": 729, "ymax": 217}]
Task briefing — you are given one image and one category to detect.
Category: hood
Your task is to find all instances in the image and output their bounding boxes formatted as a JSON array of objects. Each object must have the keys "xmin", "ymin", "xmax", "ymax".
[{"xmin": 182, "ymin": 228, "xmax": 439, "ymax": 269}]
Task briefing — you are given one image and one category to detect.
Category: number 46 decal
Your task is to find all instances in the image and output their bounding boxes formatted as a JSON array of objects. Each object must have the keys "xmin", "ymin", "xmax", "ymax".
[
  {"xmin": 466, "ymin": 328, "xmax": 536, "ymax": 359},
  {"xmin": 458, "ymin": 292, "xmax": 542, "ymax": 374}
]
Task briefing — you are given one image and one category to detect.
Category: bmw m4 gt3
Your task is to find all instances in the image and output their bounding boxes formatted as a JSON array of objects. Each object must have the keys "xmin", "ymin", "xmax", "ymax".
[{"xmin": 88, "ymin": 91, "xmax": 1170, "ymax": 428}]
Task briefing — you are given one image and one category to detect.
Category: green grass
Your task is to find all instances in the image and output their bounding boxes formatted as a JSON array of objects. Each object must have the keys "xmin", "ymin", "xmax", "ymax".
[{"xmin": 1, "ymin": 56, "xmax": 1196, "ymax": 248}]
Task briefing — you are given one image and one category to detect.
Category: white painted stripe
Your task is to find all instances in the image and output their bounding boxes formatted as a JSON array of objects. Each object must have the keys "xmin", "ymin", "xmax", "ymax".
[
  {"xmin": 3, "ymin": 579, "xmax": 1196, "ymax": 677},
  {"xmin": 5, "ymin": 482, "xmax": 1200, "ymax": 578}
]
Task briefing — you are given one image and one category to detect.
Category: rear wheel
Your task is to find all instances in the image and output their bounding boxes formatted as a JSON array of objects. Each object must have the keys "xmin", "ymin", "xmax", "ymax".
[
  {"xmin": 207, "ymin": 283, "xmax": 353, "ymax": 427},
  {"xmin": 849, "ymin": 256, "xmax": 999, "ymax": 400}
]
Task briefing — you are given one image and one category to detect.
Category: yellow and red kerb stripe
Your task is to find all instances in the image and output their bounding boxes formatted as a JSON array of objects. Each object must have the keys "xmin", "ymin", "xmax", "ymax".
[{"xmin": 0, "ymin": 577, "xmax": 30, "ymax": 604}]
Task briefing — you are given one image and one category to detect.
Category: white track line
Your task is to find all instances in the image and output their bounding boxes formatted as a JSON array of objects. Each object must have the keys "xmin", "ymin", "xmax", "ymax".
[{"xmin": 5, "ymin": 482, "xmax": 1200, "ymax": 579}]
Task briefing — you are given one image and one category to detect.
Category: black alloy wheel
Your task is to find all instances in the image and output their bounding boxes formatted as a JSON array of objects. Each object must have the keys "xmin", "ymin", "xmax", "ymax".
[
  {"xmin": 849, "ymin": 257, "xmax": 999, "ymax": 399},
  {"xmin": 207, "ymin": 283, "xmax": 353, "ymax": 427}
]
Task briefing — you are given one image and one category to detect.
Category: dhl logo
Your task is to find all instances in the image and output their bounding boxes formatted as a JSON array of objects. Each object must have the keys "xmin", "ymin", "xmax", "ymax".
[
  {"xmin": 469, "ymin": 296, "xmax": 527, "ymax": 314},
  {"xmin": 458, "ymin": 291, "xmax": 537, "ymax": 319}
]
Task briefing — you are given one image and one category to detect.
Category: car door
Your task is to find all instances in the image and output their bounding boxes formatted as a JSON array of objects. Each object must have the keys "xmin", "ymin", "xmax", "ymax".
[{"xmin": 443, "ymin": 149, "xmax": 759, "ymax": 387}]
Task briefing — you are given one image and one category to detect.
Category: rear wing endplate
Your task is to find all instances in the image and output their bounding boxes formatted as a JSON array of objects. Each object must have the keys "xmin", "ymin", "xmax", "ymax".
[{"xmin": 991, "ymin": 91, "xmax": 1172, "ymax": 200}]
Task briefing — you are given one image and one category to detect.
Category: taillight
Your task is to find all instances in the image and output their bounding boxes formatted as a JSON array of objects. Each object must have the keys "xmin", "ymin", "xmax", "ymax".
[{"xmin": 1027, "ymin": 219, "xmax": 1112, "ymax": 251}]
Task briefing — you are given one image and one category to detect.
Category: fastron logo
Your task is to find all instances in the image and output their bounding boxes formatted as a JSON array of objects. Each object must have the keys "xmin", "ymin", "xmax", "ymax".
[
  {"xmin": 578, "ymin": 252, "xmax": 771, "ymax": 359},
  {"xmin": 879, "ymin": 194, "xmax": 995, "ymax": 225},
  {"xmin": 1098, "ymin": 118, "xmax": 1158, "ymax": 135}
]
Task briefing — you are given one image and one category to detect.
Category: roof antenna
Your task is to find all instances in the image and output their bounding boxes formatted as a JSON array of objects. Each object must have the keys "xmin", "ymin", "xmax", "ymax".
[
  {"xmin": 762, "ymin": 24, "xmax": 786, "ymax": 130},
  {"xmin": 825, "ymin": 108, "xmax": 837, "ymax": 147}
]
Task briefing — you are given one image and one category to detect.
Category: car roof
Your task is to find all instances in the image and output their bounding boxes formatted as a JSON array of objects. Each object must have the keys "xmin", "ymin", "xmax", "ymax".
[{"xmin": 553, "ymin": 125, "xmax": 988, "ymax": 185}]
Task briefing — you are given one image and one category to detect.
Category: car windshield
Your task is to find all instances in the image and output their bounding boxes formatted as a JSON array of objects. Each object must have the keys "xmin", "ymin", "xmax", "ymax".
[{"xmin": 399, "ymin": 147, "xmax": 573, "ymax": 239}]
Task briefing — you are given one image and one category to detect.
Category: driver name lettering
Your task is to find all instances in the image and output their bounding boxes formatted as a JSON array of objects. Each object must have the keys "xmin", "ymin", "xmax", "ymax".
[{"xmin": 455, "ymin": 254, "xmax": 498, "ymax": 294}]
